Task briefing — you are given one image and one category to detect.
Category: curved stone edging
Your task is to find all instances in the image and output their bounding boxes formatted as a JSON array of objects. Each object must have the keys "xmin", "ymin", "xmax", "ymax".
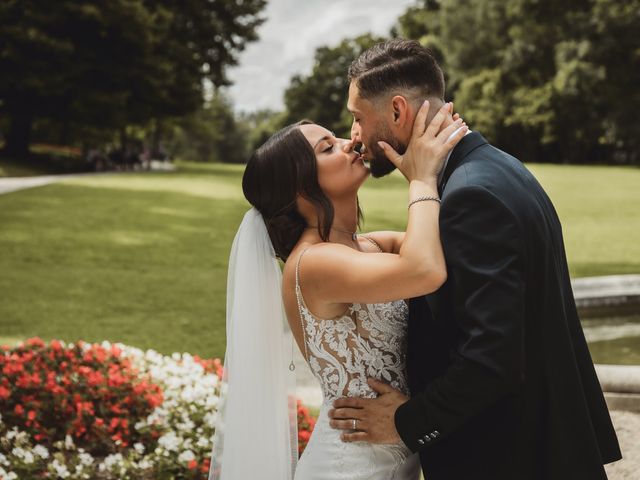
[
  {"xmin": 596, "ymin": 364, "xmax": 640, "ymax": 412},
  {"xmin": 572, "ymin": 275, "xmax": 640, "ymax": 314}
]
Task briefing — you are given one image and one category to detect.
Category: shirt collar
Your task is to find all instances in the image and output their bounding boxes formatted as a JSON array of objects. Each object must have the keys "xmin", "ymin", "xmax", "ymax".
[{"xmin": 438, "ymin": 128, "xmax": 472, "ymax": 187}]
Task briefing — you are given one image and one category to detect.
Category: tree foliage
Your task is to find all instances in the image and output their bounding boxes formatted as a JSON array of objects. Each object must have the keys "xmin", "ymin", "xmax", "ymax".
[
  {"xmin": 397, "ymin": 0, "xmax": 640, "ymax": 163},
  {"xmin": 167, "ymin": 93, "xmax": 249, "ymax": 164},
  {"xmin": 276, "ymin": 0, "xmax": 638, "ymax": 164},
  {"xmin": 0, "ymin": 0, "xmax": 266, "ymax": 158},
  {"xmin": 282, "ymin": 34, "xmax": 386, "ymax": 138}
]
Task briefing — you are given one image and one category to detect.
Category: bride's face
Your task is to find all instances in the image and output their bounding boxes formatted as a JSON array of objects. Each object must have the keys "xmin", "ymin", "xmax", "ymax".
[{"xmin": 299, "ymin": 124, "xmax": 370, "ymax": 198}]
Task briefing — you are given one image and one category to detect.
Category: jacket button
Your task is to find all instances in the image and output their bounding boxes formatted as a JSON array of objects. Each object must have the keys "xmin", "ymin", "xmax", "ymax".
[
  {"xmin": 418, "ymin": 439, "xmax": 425, "ymax": 445},
  {"xmin": 423, "ymin": 436, "xmax": 432, "ymax": 442},
  {"xmin": 430, "ymin": 432, "xmax": 437, "ymax": 439},
  {"xmin": 433, "ymin": 430, "xmax": 440, "ymax": 436}
]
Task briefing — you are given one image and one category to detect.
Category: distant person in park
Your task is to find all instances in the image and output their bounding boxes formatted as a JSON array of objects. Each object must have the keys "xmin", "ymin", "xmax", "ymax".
[{"xmin": 210, "ymin": 40, "xmax": 621, "ymax": 480}]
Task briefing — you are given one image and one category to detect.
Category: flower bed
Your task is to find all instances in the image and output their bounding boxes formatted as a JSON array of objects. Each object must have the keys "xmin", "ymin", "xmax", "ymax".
[{"xmin": 0, "ymin": 338, "xmax": 316, "ymax": 479}]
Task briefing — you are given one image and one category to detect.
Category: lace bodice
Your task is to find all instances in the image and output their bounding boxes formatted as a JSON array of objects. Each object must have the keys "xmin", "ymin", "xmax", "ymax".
[{"xmin": 295, "ymin": 245, "xmax": 410, "ymax": 404}]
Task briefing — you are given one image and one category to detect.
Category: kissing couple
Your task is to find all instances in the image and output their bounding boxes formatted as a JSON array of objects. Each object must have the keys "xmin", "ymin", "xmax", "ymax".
[{"xmin": 210, "ymin": 40, "xmax": 621, "ymax": 480}]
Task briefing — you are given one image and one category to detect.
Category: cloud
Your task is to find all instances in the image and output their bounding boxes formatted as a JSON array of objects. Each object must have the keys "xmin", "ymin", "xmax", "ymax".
[{"xmin": 227, "ymin": 0, "xmax": 416, "ymax": 113}]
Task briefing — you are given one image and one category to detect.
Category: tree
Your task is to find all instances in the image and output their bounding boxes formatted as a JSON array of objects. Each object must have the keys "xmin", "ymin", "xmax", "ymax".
[
  {"xmin": 396, "ymin": 0, "xmax": 640, "ymax": 164},
  {"xmin": 166, "ymin": 93, "xmax": 249, "ymax": 164},
  {"xmin": 238, "ymin": 109, "xmax": 288, "ymax": 154},
  {"xmin": 282, "ymin": 34, "xmax": 386, "ymax": 138},
  {"xmin": 0, "ymin": 0, "xmax": 266, "ymax": 158},
  {"xmin": 586, "ymin": 0, "xmax": 640, "ymax": 163}
]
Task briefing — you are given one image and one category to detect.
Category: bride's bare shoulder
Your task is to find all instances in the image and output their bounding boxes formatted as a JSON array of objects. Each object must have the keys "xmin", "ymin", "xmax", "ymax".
[
  {"xmin": 283, "ymin": 242, "xmax": 354, "ymax": 282},
  {"xmin": 284, "ymin": 242, "xmax": 342, "ymax": 271}
]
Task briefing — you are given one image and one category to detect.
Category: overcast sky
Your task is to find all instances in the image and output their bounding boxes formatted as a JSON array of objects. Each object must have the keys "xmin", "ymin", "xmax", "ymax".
[{"xmin": 226, "ymin": 0, "xmax": 416, "ymax": 113}]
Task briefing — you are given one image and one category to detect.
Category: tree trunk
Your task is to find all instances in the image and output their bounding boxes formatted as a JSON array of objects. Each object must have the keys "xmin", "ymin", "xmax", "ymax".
[
  {"xmin": 3, "ymin": 110, "xmax": 33, "ymax": 159},
  {"xmin": 152, "ymin": 118, "xmax": 162, "ymax": 154}
]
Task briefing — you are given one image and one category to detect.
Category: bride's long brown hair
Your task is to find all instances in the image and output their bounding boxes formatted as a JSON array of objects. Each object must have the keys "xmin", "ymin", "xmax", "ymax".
[{"xmin": 242, "ymin": 121, "xmax": 362, "ymax": 261}]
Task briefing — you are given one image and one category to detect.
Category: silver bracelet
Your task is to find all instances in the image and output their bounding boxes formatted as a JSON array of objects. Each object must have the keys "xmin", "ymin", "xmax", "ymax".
[{"xmin": 408, "ymin": 195, "xmax": 441, "ymax": 209}]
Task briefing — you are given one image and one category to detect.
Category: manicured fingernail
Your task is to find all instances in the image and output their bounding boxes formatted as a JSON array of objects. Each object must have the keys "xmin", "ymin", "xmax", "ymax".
[{"xmin": 377, "ymin": 141, "xmax": 385, "ymax": 149}]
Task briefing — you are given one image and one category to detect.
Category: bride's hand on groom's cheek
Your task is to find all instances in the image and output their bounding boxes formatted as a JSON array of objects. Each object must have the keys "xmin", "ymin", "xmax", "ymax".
[
  {"xmin": 378, "ymin": 101, "xmax": 467, "ymax": 183},
  {"xmin": 328, "ymin": 378, "xmax": 408, "ymax": 444}
]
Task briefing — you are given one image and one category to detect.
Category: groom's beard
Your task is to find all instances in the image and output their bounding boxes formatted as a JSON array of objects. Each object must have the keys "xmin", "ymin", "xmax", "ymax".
[{"xmin": 368, "ymin": 121, "xmax": 407, "ymax": 178}]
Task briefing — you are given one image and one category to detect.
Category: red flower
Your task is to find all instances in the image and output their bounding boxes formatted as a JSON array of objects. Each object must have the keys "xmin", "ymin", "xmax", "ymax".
[
  {"xmin": 0, "ymin": 338, "xmax": 165, "ymax": 457},
  {"xmin": 111, "ymin": 344, "xmax": 122, "ymax": 357},
  {"xmin": 0, "ymin": 385, "xmax": 10, "ymax": 400},
  {"xmin": 26, "ymin": 337, "xmax": 45, "ymax": 348},
  {"xmin": 110, "ymin": 417, "xmax": 121, "ymax": 430},
  {"xmin": 188, "ymin": 459, "xmax": 198, "ymax": 470},
  {"xmin": 3, "ymin": 362, "xmax": 24, "ymax": 375}
]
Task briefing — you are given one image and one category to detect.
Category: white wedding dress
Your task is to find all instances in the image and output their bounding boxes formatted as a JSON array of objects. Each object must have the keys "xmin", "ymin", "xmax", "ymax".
[{"xmin": 293, "ymin": 247, "xmax": 421, "ymax": 480}]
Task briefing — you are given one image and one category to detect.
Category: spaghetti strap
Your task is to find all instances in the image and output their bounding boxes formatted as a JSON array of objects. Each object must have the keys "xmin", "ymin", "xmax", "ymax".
[{"xmin": 294, "ymin": 248, "xmax": 311, "ymax": 360}]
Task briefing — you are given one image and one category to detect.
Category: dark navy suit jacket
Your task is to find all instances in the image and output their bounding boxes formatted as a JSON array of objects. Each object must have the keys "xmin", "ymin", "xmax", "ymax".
[{"xmin": 394, "ymin": 132, "xmax": 621, "ymax": 480}]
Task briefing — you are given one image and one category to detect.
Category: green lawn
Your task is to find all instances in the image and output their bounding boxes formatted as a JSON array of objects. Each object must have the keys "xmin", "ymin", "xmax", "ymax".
[{"xmin": 1, "ymin": 161, "xmax": 638, "ymax": 358}]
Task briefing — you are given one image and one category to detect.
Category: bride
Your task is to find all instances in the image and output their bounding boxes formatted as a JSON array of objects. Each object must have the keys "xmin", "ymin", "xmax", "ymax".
[{"xmin": 210, "ymin": 101, "xmax": 466, "ymax": 479}]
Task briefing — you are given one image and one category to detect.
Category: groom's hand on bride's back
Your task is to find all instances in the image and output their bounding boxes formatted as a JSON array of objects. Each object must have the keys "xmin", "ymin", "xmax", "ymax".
[
  {"xmin": 328, "ymin": 378, "xmax": 408, "ymax": 444},
  {"xmin": 378, "ymin": 101, "xmax": 467, "ymax": 182}
]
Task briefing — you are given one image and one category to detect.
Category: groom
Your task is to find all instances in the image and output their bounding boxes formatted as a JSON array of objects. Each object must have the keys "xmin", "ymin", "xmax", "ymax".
[{"xmin": 328, "ymin": 39, "xmax": 621, "ymax": 479}]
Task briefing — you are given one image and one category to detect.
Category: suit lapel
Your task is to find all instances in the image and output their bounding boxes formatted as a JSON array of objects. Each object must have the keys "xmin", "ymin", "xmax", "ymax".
[{"xmin": 433, "ymin": 132, "xmax": 489, "ymax": 322}]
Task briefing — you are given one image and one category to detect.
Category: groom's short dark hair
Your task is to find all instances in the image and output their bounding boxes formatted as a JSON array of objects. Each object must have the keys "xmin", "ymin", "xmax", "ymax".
[{"xmin": 348, "ymin": 39, "xmax": 445, "ymax": 102}]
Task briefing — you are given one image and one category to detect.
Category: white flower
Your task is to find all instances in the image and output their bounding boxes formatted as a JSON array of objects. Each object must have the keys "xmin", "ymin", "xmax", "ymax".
[
  {"xmin": 64, "ymin": 434, "xmax": 75, "ymax": 450},
  {"xmin": 78, "ymin": 452, "xmax": 94, "ymax": 466},
  {"xmin": 0, "ymin": 468, "xmax": 17, "ymax": 480},
  {"xmin": 134, "ymin": 442, "xmax": 145, "ymax": 454},
  {"xmin": 158, "ymin": 431, "xmax": 180, "ymax": 452},
  {"xmin": 102, "ymin": 453, "xmax": 124, "ymax": 470},
  {"xmin": 178, "ymin": 449, "xmax": 195, "ymax": 463},
  {"xmin": 10, "ymin": 447, "xmax": 25, "ymax": 460},
  {"xmin": 10, "ymin": 447, "xmax": 34, "ymax": 464},
  {"xmin": 197, "ymin": 436, "xmax": 211, "ymax": 449},
  {"xmin": 22, "ymin": 451, "xmax": 34, "ymax": 464},
  {"xmin": 50, "ymin": 459, "xmax": 70, "ymax": 478},
  {"xmin": 177, "ymin": 419, "xmax": 195, "ymax": 432},
  {"xmin": 33, "ymin": 445, "xmax": 50, "ymax": 459}
]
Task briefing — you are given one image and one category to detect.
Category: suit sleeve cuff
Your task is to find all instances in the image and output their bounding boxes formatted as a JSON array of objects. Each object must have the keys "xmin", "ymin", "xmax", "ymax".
[{"xmin": 394, "ymin": 397, "xmax": 443, "ymax": 453}]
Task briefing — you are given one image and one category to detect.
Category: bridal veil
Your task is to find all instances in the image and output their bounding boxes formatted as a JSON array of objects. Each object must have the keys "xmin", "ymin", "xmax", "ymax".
[{"xmin": 210, "ymin": 208, "xmax": 298, "ymax": 479}]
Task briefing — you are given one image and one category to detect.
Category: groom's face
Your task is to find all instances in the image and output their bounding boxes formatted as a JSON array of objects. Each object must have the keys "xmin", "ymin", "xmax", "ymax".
[{"xmin": 347, "ymin": 82, "xmax": 407, "ymax": 178}]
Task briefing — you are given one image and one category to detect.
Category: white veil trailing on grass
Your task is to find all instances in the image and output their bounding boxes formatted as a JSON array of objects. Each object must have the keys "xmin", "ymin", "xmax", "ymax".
[{"xmin": 210, "ymin": 208, "xmax": 298, "ymax": 480}]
